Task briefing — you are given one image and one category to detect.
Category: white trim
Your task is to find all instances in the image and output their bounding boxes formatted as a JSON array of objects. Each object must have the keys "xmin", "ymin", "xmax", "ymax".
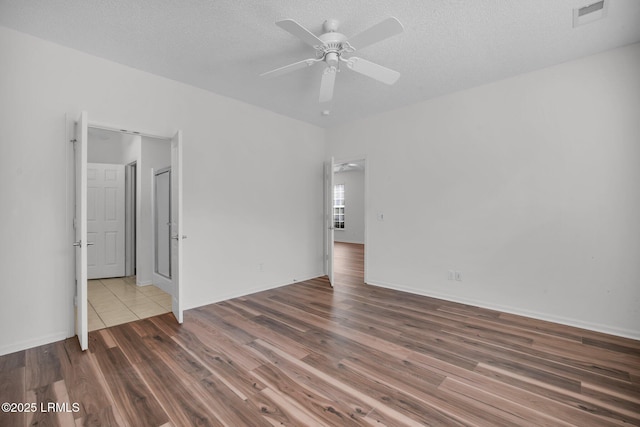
[
  {"xmin": 366, "ymin": 278, "xmax": 640, "ymax": 341},
  {"xmin": 88, "ymin": 121, "xmax": 171, "ymax": 140}
]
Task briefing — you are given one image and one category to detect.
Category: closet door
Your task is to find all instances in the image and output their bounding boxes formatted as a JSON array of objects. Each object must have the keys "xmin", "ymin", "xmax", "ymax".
[{"xmin": 87, "ymin": 163, "xmax": 125, "ymax": 279}]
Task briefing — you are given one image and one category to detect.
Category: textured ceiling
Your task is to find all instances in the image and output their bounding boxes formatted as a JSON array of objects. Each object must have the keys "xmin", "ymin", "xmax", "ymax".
[{"xmin": 1, "ymin": 0, "xmax": 640, "ymax": 128}]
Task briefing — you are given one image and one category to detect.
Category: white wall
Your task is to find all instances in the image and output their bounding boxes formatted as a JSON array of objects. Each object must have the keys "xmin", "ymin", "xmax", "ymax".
[
  {"xmin": 88, "ymin": 132, "xmax": 140, "ymax": 164},
  {"xmin": 334, "ymin": 169, "xmax": 365, "ymax": 244},
  {"xmin": 326, "ymin": 43, "xmax": 640, "ymax": 339},
  {"xmin": 0, "ymin": 26, "xmax": 325, "ymax": 355}
]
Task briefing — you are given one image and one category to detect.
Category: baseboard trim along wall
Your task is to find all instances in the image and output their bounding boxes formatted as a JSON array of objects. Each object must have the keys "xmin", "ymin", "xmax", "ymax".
[
  {"xmin": 367, "ymin": 279, "xmax": 640, "ymax": 341},
  {"xmin": 151, "ymin": 273, "xmax": 172, "ymax": 295}
]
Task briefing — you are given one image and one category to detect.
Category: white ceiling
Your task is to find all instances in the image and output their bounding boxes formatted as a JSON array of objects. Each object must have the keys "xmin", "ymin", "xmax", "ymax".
[{"xmin": 1, "ymin": 0, "xmax": 639, "ymax": 128}]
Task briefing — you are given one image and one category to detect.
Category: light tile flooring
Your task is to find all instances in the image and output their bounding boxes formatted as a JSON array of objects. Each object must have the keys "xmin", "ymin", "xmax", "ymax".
[{"xmin": 88, "ymin": 276, "xmax": 172, "ymax": 331}]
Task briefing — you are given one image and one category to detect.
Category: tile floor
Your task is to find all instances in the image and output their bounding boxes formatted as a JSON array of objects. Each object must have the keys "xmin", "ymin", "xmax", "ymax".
[{"xmin": 88, "ymin": 276, "xmax": 172, "ymax": 331}]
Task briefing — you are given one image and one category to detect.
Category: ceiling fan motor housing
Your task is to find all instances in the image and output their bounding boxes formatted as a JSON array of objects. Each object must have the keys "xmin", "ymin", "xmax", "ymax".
[
  {"xmin": 318, "ymin": 31, "xmax": 348, "ymax": 66},
  {"xmin": 323, "ymin": 18, "xmax": 340, "ymax": 33}
]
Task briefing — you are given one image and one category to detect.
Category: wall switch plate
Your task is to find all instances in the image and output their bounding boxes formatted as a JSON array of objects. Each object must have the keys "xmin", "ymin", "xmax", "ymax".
[
  {"xmin": 377, "ymin": 212, "xmax": 384, "ymax": 221},
  {"xmin": 455, "ymin": 271, "xmax": 462, "ymax": 281},
  {"xmin": 448, "ymin": 270, "xmax": 454, "ymax": 280}
]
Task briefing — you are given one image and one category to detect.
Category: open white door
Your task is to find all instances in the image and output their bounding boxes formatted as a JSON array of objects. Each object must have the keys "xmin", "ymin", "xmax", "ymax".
[
  {"xmin": 74, "ymin": 112, "xmax": 89, "ymax": 350},
  {"xmin": 324, "ymin": 157, "xmax": 335, "ymax": 286},
  {"xmin": 170, "ymin": 130, "xmax": 183, "ymax": 323}
]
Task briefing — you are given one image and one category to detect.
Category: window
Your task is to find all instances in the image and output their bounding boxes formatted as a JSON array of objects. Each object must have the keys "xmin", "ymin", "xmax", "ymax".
[{"xmin": 333, "ymin": 184, "xmax": 345, "ymax": 229}]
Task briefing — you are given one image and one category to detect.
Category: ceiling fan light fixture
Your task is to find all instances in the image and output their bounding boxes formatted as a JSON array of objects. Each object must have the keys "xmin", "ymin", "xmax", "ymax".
[{"xmin": 325, "ymin": 51, "xmax": 339, "ymax": 67}]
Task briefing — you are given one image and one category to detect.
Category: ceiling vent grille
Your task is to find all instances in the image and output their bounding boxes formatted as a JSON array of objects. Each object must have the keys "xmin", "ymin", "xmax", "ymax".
[{"xmin": 573, "ymin": 1, "xmax": 608, "ymax": 27}]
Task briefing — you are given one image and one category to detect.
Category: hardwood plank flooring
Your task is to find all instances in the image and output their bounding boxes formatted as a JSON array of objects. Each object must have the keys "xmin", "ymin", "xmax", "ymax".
[{"xmin": 1, "ymin": 242, "xmax": 639, "ymax": 426}]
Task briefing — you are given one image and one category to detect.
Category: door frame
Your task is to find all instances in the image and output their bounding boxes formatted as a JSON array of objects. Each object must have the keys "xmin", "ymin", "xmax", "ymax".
[
  {"xmin": 324, "ymin": 157, "xmax": 335, "ymax": 285},
  {"xmin": 69, "ymin": 114, "xmax": 185, "ymax": 347}
]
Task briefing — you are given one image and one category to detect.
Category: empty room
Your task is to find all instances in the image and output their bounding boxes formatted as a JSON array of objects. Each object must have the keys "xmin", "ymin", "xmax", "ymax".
[{"xmin": 1, "ymin": 1, "xmax": 639, "ymax": 426}]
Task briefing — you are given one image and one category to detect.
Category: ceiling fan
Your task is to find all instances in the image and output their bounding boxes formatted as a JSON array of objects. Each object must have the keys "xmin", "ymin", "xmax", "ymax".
[{"xmin": 260, "ymin": 17, "xmax": 404, "ymax": 103}]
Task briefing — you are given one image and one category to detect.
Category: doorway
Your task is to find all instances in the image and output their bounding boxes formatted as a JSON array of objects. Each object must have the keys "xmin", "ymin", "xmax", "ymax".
[
  {"xmin": 85, "ymin": 128, "xmax": 173, "ymax": 331},
  {"xmin": 72, "ymin": 112, "xmax": 183, "ymax": 351},
  {"xmin": 331, "ymin": 159, "xmax": 366, "ymax": 286}
]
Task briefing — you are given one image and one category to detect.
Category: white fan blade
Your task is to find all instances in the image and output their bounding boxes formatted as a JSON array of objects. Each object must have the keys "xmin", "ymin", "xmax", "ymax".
[
  {"xmin": 346, "ymin": 57, "xmax": 400, "ymax": 85},
  {"xmin": 347, "ymin": 17, "xmax": 404, "ymax": 51},
  {"xmin": 260, "ymin": 58, "xmax": 320, "ymax": 78},
  {"xmin": 319, "ymin": 66, "xmax": 337, "ymax": 103},
  {"xmin": 276, "ymin": 19, "xmax": 324, "ymax": 47}
]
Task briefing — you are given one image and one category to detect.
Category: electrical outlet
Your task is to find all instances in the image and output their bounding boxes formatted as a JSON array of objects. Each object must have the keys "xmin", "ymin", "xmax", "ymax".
[
  {"xmin": 448, "ymin": 270, "xmax": 454, "ymax": 280},
  {"xmin": 455, "ymin": 271, "xmax": 462, "ymax": 281}
]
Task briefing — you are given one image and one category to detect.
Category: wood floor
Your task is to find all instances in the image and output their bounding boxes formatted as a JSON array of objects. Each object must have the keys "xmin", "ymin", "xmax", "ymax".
[{"xmin": 2, "ymin": 242, "xmax": 639, "ymax": 426}]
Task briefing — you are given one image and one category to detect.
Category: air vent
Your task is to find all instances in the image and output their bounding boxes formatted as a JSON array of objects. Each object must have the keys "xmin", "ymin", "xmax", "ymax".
[{"xmin": 573, "ymin": 1, "xmax": 608, "ymax": 27}]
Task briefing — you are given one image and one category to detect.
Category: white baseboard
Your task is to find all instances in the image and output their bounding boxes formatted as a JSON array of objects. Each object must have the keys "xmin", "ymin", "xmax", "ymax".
[
  {"xmin": 367, "ymin": 278, "xmax": 640, "ymax": 341},
  {"xmin": 0, "ymin": 331, "xmax": 71, "ymax": 357},
  {"xmin": 152, "ymin": 273, "xmax": 172, "ymax": 294}
]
